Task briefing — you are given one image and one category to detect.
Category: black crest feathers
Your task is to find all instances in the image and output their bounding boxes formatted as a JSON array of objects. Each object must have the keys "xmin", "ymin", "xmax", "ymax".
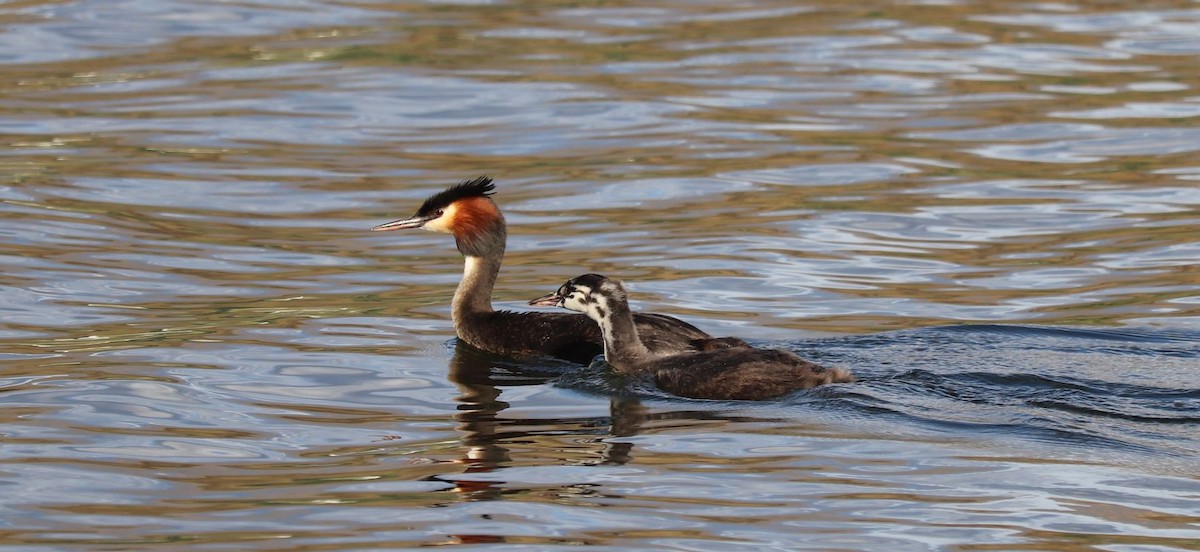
[
  {"xmin": 568, "ymin": 273, "xmax": 609, "ymax": 290},
  {"xmin": 417, "ymin": 176, "xmax": 496, "ymax": 216},
  {"xmin": 562, "ymin": 273, "xmax": 622, "ymax": 302}
]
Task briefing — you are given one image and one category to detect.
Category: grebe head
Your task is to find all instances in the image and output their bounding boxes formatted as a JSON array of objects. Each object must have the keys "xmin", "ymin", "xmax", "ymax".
[
  {"xmin": 528, "ymin": 273, "xmax": 625, "ymax": 321},
  {"xmin": 372, "ymin": 176, "xmax": 505, "ymax": 257}
]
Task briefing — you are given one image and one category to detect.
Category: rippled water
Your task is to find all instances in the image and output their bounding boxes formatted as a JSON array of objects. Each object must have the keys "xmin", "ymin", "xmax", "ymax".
[{"xmin": 2, "ymin": 1, "xmax": 1199, "ymax": 549}]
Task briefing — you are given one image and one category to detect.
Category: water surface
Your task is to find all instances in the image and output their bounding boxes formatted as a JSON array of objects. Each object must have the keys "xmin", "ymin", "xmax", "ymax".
[{"xmin": 2, "ymin": 1, "xmax": 1199, "ymax": 549}]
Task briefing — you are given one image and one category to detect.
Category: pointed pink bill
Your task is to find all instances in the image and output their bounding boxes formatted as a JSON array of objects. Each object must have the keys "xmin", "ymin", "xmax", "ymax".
[{"xmin": 528, "ymin": 292, "xmax": 564, "ymax": 308}]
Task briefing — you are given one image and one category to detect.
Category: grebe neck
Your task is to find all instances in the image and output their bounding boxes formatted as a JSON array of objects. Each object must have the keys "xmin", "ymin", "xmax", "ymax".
[
  {"xmin": 453, "ymin": 253, "xmax": 502, "ymax": 322},
  {"xmin": 450, "ymin": 213, "xmax": 506, "ymax": 324},
  {"xmin": 595, "ymin": 298, "xmax": 654, "ymax": 372}
]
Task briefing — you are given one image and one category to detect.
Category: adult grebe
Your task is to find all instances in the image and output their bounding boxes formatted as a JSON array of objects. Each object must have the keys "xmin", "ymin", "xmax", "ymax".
[
  {"xmin": 529, "ymin": 274, "xmax": 853, "ymax": 400},
  {"xmin": 372, "ymin": 177, "xmax": 721, "ymax": 363}
]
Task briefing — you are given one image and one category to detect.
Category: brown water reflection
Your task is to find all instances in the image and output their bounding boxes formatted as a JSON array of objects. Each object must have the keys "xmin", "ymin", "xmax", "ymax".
[{"xmin": 2, "ymin": 0, "xmax": 1200, "ymax": 549}]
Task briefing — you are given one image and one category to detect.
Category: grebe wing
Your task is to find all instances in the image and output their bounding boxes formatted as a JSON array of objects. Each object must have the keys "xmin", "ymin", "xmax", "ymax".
[
  {"xmin": 652, "ymin": 348, "xmax": 850, "ymax": 400},
  {"xmin": 630, "ymin": 312, "xmax": 713, "ymax": 356},
  {"xmin": 690, "ymin": 336, "xmax": 751, "ymax": 351}
]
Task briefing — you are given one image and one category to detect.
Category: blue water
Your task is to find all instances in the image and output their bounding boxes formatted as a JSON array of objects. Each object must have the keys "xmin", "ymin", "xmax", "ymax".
[{"xmin": 2, "ymin": 0, "xmax": 1200, "ymax": 549}]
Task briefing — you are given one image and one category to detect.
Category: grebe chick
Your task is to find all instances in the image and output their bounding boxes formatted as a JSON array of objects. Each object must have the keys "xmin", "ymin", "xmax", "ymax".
[
  {"xmin": 529, "ymin": 274, "xmax": 853, "ymax": 400},
  {"xmin": 372, "ymin": 177, "xmax": 721, "ymax": 364}
]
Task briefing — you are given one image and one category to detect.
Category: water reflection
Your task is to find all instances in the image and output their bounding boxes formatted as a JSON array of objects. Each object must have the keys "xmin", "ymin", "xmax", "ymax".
[
  {"xmin": 442, "ymin": 343, "xmax": 513, "ymax": 503},
  {"xmin": 444, "ymin": 342, "xmax": 646, "ymax": 484},
  {"xmin": 425, "ymin": 342, "xmax": 654, "ymax": 545}
]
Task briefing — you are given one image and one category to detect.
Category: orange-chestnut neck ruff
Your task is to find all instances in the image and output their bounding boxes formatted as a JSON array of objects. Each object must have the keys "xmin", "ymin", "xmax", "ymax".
[{"xmin": 445, "ymin": 196, "xmax": 505, "ymax": 258}]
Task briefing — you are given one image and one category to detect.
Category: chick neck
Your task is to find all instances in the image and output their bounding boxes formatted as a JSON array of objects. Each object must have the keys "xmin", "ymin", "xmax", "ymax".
[{"xmin": 587, "ymin": 292, "xmax": 654, "ymax": 373}]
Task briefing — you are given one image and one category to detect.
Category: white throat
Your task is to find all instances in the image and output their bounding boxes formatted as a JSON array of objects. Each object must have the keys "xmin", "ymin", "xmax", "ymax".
[
  {"xmin": 452, "ymin": 254, "xmax": 498, "ymax": 319},
  {"xmin": 590, "ymin": 296, "xmax": 616, "ymax": 358}
]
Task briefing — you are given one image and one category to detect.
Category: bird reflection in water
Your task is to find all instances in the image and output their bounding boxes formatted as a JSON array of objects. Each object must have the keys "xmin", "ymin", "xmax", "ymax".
[
  {"xmin": 439, "ymin": 343, "xmax": 648, "ymax": 495},
  {"xmin": 443, "ymin": 342, "xmax": 514, "ymax": 503},
  {"xmin": 428, "ymin": 342, "xmax": 648, "ymax": 545}
]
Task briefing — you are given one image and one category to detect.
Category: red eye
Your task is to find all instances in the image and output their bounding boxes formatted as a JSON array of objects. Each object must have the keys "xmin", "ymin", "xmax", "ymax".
[{"xmin": 435, "ymin": 209, "xmax": 445, "ymax": 217}]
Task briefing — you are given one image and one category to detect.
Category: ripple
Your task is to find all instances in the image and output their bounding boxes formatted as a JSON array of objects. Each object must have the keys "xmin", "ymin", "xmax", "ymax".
[
  {"xmin": 0, "ymin": 286, "xmax": 139, "ymax": 327},
  {"xmin": 1111, "ymin": 35, "xmax": 1200, "ymax": 55},
  {"xmin": 964, "ymin": 128, "xmax": 1200, "ymax": 163},
  {"xmin": 1052, "ymin": 102, "xmax": 1200, "ymax": 119},
  {"xmin": 51, "ymin": 177, "xmax": 378, "ymax": 214},
  {"xmin": 722, "ymin": 163, "xmax": 920, "ymax": 187},
  {"xmin": 0, "ymin": 0, "xmax": 381, "ymax": 63},
  {"xmin": 514, "ymin": 177, "xmax": 757, "ymax": 210}
]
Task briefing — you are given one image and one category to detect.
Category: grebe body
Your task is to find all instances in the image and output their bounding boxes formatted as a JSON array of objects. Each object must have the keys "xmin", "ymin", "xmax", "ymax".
[
  {"xmin": 530, "ymin": 274, "xmax": 853, "ymax": 400},
  {"xmin": 372, "ymin": 177, "xmax": 717, "ymax": 363}
]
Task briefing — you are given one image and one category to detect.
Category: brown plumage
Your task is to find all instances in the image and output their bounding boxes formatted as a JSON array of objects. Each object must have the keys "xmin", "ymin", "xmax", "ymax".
[
  {"xmin": 530, "ymin": 274, "xmax": 853, "ymax": 400},
  {"xmin": 372, "ymin": 177, "xmax": 722, "ymax": 364}
]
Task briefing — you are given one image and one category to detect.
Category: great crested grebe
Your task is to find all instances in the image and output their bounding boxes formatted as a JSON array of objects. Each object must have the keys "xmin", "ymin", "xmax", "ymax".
[
  {"xmin": 529, "ymin": 274, "xmax": 853, "ymax": 400},
  {"xmin": 372, "ymin": 177, "xmax": 725, "ymax": 363}
]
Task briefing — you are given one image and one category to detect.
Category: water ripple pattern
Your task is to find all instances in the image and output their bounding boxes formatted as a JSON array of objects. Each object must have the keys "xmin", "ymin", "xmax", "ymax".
[{"xmin": 1, "ymin": 1, "xmax": 1198, "ymax": 550}]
